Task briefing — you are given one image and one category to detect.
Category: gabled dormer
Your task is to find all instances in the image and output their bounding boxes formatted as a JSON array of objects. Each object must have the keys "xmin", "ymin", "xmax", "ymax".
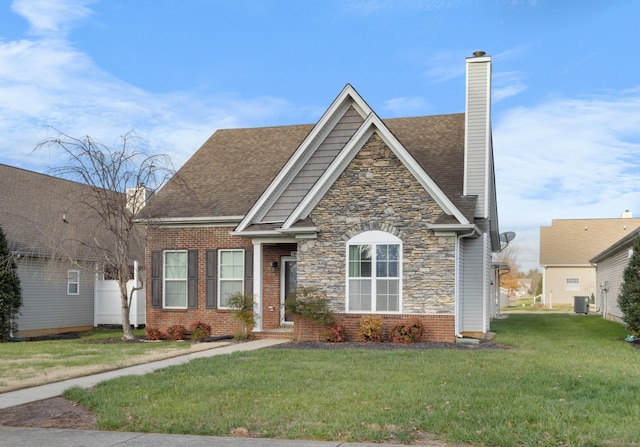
[{"xmin": 235, "ymin": 84, "xmax": 474, "ymax": 238}]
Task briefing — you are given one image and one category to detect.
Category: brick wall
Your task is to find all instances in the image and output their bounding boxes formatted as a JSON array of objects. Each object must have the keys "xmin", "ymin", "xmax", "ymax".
[
  {"xmin": 145, "ymin": 226, "xmax": 253, "ymax": 336},
  {"xmin": 294, "ymin": 314, "xmax": 455, "ymax": 343}
]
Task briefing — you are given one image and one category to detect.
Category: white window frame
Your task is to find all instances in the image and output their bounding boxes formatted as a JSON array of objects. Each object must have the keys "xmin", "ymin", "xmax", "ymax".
[
  {"xmin": 163, "ymin": 250, "xmax": 188, "ymax": 309},
  {"xmin": 565, "ymin": 277, "xmax": 580, "ymax": 291},
  {"xmin": 346, "ymin": 231, "xmax": 402, "ymax": 313},
  {"xmin": 67, "ymin": 269, "xmax": 80, "ymax": 295},
  {"xmin": 218, "ymin": 249, "xmax": 245, "ymax": 309}
]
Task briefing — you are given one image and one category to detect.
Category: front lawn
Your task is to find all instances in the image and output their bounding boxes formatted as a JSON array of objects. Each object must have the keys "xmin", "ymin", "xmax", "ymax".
[
  {"xmin": 64, "ymin": 315, "xmax": 640, "ymax": 446},
  {"xmin": 0, "ymin": 328, "xmax": 214, "ymax": 392}
]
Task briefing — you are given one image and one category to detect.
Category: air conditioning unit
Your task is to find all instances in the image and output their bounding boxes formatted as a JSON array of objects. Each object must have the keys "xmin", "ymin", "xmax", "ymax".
[{"xmin": 573, "ymin": 296, "xmax": 589, "ymax": 314}]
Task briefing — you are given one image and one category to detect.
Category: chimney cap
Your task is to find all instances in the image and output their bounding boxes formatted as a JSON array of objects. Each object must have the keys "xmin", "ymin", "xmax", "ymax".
[{"xmin": 473, "ymin": 51, "xmax": 486, "ymax": 57}]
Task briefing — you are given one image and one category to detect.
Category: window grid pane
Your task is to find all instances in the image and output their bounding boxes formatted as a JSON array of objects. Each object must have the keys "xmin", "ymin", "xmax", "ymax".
[
  {"xmin": 347, "ymin": 239, "xmax": 400, "ymax": 313},
  {"xmin": 219, "ymin": 250, "xmax": 244, "ymax": 307},
  {"xmin": 164, "ymin": 251, "xmax": 187, "ymax": 308}
]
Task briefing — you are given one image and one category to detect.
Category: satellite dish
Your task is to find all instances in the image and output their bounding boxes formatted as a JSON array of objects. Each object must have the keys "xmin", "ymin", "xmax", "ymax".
[{"xmin": 500, "ymin": 231, "xmax": 516, "ymax": 243}]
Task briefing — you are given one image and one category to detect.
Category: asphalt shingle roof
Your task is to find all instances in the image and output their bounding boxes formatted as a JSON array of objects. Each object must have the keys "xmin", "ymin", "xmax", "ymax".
[
  {"xmin": 144, "ymin": 113, "xmax": 473, "ymax": 222},
  {"xmin": 539, "ymin": 218, "xmax": 640, "ymax": 265}
]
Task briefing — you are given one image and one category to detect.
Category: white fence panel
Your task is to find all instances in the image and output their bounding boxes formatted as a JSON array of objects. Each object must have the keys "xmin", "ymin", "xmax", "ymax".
[{"xmin": 94, "ymin": 269, "xmax": 146, "ymax": 328}]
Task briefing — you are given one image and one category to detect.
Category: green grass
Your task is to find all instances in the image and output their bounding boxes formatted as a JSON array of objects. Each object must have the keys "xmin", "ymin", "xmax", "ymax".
[
  {"xmin": 64, "ymin": 315, "xmax": 640, "ymax": 446},
  {"xmin": 0, "ymin": 328, "xmax": 199, "ymax": 392}
]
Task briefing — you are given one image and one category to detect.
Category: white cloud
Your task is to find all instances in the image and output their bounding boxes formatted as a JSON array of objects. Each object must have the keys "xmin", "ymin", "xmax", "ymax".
[
  {"xmin": 11, "ymin": 0, "xmax": 94, "ymax": 36},
  {"xmin": 494, "ymin": 91, "xmax": 640, "ymax": 271},
  {"xmin": 0, "ymin": 0, "xmax": 298, "ymax": 172},
  {"xmin": 383, "ymin": 96, "xmax": 426, "ymax": 116}
]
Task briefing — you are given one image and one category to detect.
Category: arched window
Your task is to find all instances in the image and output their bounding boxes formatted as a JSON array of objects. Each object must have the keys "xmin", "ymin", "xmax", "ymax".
[{"xmin": 346, "ymin": 230, "xmax": 401, "ymax": 313}]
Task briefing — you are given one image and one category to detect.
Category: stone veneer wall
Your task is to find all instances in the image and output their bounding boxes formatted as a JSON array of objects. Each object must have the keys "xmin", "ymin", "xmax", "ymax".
[{"xmin": 297, "ymin": 132, "xmax": 456, "ymax": 316}]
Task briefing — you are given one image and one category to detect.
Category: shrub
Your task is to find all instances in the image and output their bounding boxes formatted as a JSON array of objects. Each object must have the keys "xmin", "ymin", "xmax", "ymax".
[
  {"xmin": 189, "ymin": 321, "xmax": 212, "ymax": 342},
  {"xmin": 285, "ymin": 286, "xmax": 335, "ymax": 327},
  {"xmin": 145, "ymin": 327, "xmax": 165, "ymax": 341},
  {"xmin": 166, "ymin": 325, "xmax": 188, "ymax": 341},
  {"xmin": 358, "ymin": 316, "xmax": 383, "ymax": 342},
  {"xmin": 226, "ymin": 292, "xmax": 255, "ymax": 339},
  {"xmin": 390, "ymin": 317, "xmax": 424, "ymax": 343},
  {"xmin": 0, "ymin": 225, "xmax": 22, "ymax": 341},
  {"xmin": 326, "ymin": 324, "xmax": 346, "ymax": 343},
  {"xmin": 618, "ymin": 235, "xmax": 640, "ymax": 335}
]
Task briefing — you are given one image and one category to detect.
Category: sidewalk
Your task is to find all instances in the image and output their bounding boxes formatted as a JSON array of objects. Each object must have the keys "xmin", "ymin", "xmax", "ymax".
[
  {"xmin": 0, "ymin": 338, "xmax": 289, "ymax": 409},
  {"xmin": 0, "ymin": 338, "xmax": 434, "ymax": 447}
]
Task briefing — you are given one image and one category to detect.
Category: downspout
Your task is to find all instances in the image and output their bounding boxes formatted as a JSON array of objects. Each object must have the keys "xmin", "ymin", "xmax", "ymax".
[{"xmin": 456, "ymin": 227, "xmax": 481, "ymax": 338}]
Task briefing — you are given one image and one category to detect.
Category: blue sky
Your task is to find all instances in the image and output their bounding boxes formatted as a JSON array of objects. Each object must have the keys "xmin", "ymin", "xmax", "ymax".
[{"xmin": 1, "ymin": 0, "xmax": 639, "ymax": 272}]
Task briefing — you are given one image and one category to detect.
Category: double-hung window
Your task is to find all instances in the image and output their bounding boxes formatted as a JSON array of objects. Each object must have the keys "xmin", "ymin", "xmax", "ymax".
[
  {"xmin": 67, "ymin": 270, "xmax": 79, "ymax": 295},
  {"xmin": 164, "ymin": 250, "xmax": 188, "ymax": 308},
  {"xmin": 219, "ymin": 249, "xmax": 244, "ymax": 308},
  {"xmin": 347, "ymin": 231, "xmax": 401, "ymax": 312}
]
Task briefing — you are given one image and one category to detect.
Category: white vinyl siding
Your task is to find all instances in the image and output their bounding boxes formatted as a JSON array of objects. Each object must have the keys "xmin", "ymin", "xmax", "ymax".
[
  {"xmin": 163, "ymin": 250, "xmax": 188, "ymax": 309},
  {"xmin": 219, "ymin": 249, "xmax": 244, "ymax": 308}
]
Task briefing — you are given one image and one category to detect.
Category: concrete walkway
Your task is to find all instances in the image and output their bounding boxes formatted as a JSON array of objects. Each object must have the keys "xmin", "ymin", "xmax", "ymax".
[{"xmin": 0, "ymin": 339, "xmax": 437, "ymax": 447}]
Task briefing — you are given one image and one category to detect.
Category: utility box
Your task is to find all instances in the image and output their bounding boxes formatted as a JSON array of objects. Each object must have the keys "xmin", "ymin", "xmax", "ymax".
[{"xmin": 574, "ymin": 296, "xmax": 589, "ymax": 314}]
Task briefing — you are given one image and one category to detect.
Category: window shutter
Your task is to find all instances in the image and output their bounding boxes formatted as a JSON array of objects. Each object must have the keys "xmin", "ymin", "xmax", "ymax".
[
  {"xmin": 187, "ymin": 249, "xmax": 198, "ymax": 308},
  {"xmin": 151, "ymin": 250, "xmax": 162, "ymax": 308},
  {"xmin": 244, "ymin": 249, "xmax": 253, "ymax": 296},
  {"xmin": 206, "ymin": 249, "xmax": 217, "ymax": 308}
]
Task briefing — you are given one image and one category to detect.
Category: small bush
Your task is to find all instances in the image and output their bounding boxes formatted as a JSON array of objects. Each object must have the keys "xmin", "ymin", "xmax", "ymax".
[
  {"xmin": 189, "ymin": 321, "xmax": 212, "ymax": 342},
  {"xmin": 390, "ymin": 317, "xmax": 424, "ymax": 343},
  {"xmin": 286, "ymin": 286, "xmax": 336, "ymax": 327},
  {"xmin": 145, "ymin": 327, "xmax": 165, "ymax": 341},
  {"xmin": 166, "ymin": 325, "xmax": 188, "ymax": 341},
  {"xmin": 326, "ymin": 324, "xmax": 346, "ymax": 343},
  {"xmin": 358, "ymin": 316, "xmax": 383, "ymax": 342},
  {"xmin": 226, "ymin": 292, "xmax": 255, "ymax": 339}
]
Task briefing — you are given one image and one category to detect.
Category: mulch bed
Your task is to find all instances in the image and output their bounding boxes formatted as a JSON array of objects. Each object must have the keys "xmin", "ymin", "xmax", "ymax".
[{"xmin": 270, "ymin": 340, "xmax": 509, "ymax": 350}]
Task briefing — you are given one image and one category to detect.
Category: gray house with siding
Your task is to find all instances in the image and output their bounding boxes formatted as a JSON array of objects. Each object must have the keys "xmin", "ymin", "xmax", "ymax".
[
  {"xmin": 589, "ymin": 228, "xmax": 640, "ymax": 323},
  {"xmin": 142, "ymin": 52, "xmax": 502, "ymax": 342},
  {"xmin": 0, "ymin": 164, "xmax": 135, "ymax": 337}
]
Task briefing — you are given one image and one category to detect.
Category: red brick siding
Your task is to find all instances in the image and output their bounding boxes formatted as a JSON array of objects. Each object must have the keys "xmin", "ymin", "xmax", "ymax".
[
  {"xmin": 294, "ymin": 313, "xmax": 455, "ymax": 343},
  {"xmin": 146, "ymin": 226, "xmax": 253, "ymax": 336}
]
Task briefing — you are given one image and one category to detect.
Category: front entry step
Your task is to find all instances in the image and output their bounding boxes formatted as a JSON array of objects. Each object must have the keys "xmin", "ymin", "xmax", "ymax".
[{"xmin": 255, "ymin": 327, "xmax": 294, "ymax": 340}]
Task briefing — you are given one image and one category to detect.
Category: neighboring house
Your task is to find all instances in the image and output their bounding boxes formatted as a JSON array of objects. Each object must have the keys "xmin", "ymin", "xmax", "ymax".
[
  {"xmin": 0, "ymin": 163, "xmax": 145, "ymax": 337},
  {"xmin": 589, "ymin": 228, "xmax": 640, "ymax": 322},
  {"xmin": 539, "ymin": 213, "xmax": 640, "ymax": 308},
  {"xmin": 142, "ymin": 52, "xmax": 502, "ymax": 342}
]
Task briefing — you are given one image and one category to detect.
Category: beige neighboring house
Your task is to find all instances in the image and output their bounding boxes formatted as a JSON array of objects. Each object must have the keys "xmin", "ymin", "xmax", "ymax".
[{"xmin": 539, "ymin": 212, "xmax": 640, "ymax": 308}]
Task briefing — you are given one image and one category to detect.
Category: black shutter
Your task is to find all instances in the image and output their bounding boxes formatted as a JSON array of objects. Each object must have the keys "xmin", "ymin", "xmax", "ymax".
[
  {"xmin": 244, "ymin": 249, "xmax": 253, "ymax": 296},
  {"xmin": 187, "ymin": 249, "xmax": 198, "ymax": 308},
  {"xmin": 206, "ymin": 249, "xmax": 217, "ymax": 308},
  {"xmin": 151, "ymin": 250, "xmax": 162, "ymax": 308}
]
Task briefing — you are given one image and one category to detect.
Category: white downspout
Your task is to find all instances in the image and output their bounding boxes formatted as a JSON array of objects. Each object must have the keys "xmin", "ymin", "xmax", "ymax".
[
  {"xmin": 252, "ymin": 241, "xmax": 263, "ymax": 332},
  {"xmin": 456, "ymin": 227, "xmax": 481, "ymax": 338}
]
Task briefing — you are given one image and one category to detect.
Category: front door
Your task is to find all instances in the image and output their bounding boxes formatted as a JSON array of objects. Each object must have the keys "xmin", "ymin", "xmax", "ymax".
[{"xmin": 281, "ymin": 256, "xmax": 297, "ymax": 325}]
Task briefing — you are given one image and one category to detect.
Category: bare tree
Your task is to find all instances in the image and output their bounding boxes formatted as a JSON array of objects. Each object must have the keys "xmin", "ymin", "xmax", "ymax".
[
  {"xmin": 37, "ymin": 130, "xmax": 173, "ymax": 339},
  {"xmin": 495, "ymin": 244, "xmax": 521, "ymax": 293}
]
